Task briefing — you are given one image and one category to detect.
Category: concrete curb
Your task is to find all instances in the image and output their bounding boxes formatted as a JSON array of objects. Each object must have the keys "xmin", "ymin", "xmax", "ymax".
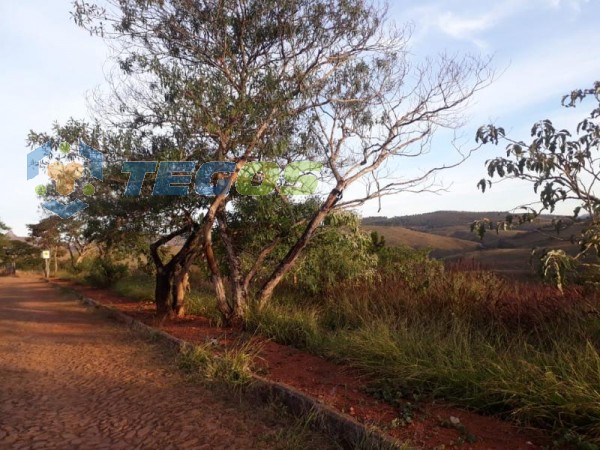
[{"xmin": 51, "ymin": 282, "xmax": 402, "ymax": 450}]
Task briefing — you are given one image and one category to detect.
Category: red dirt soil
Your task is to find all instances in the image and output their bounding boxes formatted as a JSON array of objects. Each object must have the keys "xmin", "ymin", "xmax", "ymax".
[{"xmin": 52, "ymin": 279, "xmax": 548, "ymax": 449}]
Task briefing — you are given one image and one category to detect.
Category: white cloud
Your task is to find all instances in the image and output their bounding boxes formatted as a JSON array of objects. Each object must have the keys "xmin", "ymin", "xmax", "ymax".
[
  {"xmin": 469, "ymin": 29, "xmax": 600, "ymax": 121},
  {"xmin": 401, "ymin": 0, "xmax": 592, "ymax": 48},
  {"xmin": 437, "ymin": 12, "xmax": 495, "ymax": 38},
  {"xmin": 435, "ymin": 1, "xmax": 519, "ymax": 45},
  {"xmin": 543, "ymin": 0, "xmax": 590, "ymax": 11}
]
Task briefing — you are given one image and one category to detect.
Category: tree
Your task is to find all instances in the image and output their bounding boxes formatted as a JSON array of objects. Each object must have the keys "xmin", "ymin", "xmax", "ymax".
[
  {"xmin": 71, "ymin": 0, "xmax": 492, "ymax": 322},
  {"xmin": 28, "ymin": 216, "xmax": 94, "ymax": 269},
  {"xmin": 475, "ymin": 81, "xmax": 600, "ymax": 288},
  {"xmin": 27, "ymin": 119, "xmax": 209, "ymax": 314},
  {"xmin": 0, "ymin": 220, "xmax": 8, "ymax": 247},
  {"xmin": 0, "ymin": 220, "xmax": 11, "ymax": 272},
  {"xmin": 216, "ymin": 197, "xmax": 376, "ymax": 298},
  {"xmin": 0, "ymin": 221, "xmax": 40, "ymax": 274},
  {"xmin": 2, "ymin": 240, "xmax": 39, "ymax": 273},
  {"xmin": 27, "ymin": 217, "xmax": 66, "ymax": 275}
]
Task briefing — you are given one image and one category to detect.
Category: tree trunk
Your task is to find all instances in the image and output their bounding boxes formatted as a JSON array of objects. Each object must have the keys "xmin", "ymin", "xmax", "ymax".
[
  {"xmin": 155, "ymin": 268, "xmax": 172, "ymax": 319},
  {"xmin": 149, "ymin": 163, "xmax": 244, "ymax": 321},
  {"xmin": 150, "ymin": 224, "xmax": 195, "ymax": 320},
  {"xmin": 217, "ymin": 208, "xmax": 247, "ymax": 322},
  {"xmin": 256, "ymin": 188, "xmax": 342, "ymax": 307},
  {"xmin": 243, "ymin": 238, "xmax": 281, "ymax": 295},
  {"xmin": 67, "ymin": 244, "xmax": 76, "ymax": 269},
  {"xmin": 171, "ymin": 271, "xmax": 189, "ymax": 317},
  {"xmin": 204, "ymin": 236, "xmax": 232, "ymax": 320}
]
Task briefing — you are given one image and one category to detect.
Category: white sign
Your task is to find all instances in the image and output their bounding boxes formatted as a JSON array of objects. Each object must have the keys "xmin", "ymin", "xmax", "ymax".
[{"xmin": 41, "ymin": 251, "xmax": 50, "ymax": 259}]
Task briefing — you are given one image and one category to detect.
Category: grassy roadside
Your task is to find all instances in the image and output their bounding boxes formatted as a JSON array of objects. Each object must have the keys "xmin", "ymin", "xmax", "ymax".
[
  {"xmin": 247, "ymin": 272, "xmax": 600, "ymax": 448},
  {"xmin": 55, "ymin": 270, "xmax": 403, "ymax": 449},
  {"xmin": 59, "ymin": 269, "xmax": 600, "ymax": 447}
]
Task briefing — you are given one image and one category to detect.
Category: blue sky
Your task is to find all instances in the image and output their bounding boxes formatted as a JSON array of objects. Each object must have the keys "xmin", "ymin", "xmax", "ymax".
[{"xmin": 1, "ymin": 0, "xmax": 599, "ymax": 235}]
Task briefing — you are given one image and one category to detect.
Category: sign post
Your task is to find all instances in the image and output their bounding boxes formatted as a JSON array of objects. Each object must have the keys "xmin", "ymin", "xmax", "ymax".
[{"xmin": 41, "ymin": 250, "xmax": 50, "ymax": 279}]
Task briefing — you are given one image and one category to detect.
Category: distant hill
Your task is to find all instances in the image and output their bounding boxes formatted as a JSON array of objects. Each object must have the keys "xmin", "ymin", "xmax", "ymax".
[
  {"xmin": 363, "ymin": 210, "xmax": 556, "ymax": 231},
  {"xmin": 362, "ymin": 211, "xmax": 582, "ymax": 278},
  {"xmin": 362, "ymin": 225, "xmax": 481, "ymax": 258},
  {"xmin": 363, "ymin": 211, "xmax": 510, "ymax": 229},
  {"xmin": 3, "ymin": 231, "xmax": 27, "ymax": 243}
]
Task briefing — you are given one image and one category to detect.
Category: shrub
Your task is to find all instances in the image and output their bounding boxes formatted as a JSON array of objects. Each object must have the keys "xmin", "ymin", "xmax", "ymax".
[{"xmin": 84, "ymin": 257, "xmax": 129, "ymax": 287}]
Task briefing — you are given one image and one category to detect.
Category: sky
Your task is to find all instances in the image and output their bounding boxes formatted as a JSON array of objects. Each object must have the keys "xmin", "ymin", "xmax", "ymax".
[{"xmin": 1, "ymin": 0, "xmax": 599, "ymax": 235}]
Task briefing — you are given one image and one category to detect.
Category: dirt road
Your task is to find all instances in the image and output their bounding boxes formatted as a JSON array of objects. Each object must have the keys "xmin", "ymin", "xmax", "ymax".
[{"xmin": 0, "ymin": 276, "xmax": 333, "ymax": 450}]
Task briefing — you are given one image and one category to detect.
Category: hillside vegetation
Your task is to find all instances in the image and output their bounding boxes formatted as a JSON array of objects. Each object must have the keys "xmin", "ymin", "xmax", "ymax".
[{"xmin": 362, "ymin": 211, "xmax": 581, "ymax": 277}]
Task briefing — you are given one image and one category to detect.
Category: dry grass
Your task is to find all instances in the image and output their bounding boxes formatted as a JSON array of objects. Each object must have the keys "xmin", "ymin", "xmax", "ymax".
[
  {"xmin": 362, "ymin": 225, "xmax": 480, "ymax": 257},
  {"xmin": 249, "ymin": 265, "xmax": 600, "ymax": 446}
]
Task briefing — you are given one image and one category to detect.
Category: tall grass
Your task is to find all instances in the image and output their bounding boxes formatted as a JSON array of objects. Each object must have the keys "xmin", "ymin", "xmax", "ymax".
[
  {"xmin": 66, "ymin": 258, "xmax": 600, "ymax": 444},
  {"xmin": 250, "ymin": 268, "xmax": 600, "ymax": 445},
  {"xmin": 112, "ymin": 274, "xmax": 154, "ymax": 301},
  {"xmin": 178, "ymin": 340, "xmax": 259, "ymax": 388}
]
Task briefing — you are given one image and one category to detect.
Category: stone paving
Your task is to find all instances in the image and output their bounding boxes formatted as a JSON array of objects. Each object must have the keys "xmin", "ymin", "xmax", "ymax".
[{"xmin": 0, "ymin": 276, "xmax": 333, "ymax": 450}]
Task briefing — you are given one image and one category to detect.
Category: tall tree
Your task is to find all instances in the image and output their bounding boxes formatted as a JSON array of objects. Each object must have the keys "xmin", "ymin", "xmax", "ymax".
[
  {"xmin": 27, "ymin": 217, "xmax": 67, "ymax": 275},
  {"xmin": 27, "ymin": 119, "xmax": 208, "ymax": 305},
  {"xmin": 71, "ymin": 0, "xmax": 492, "ymax": 322}
]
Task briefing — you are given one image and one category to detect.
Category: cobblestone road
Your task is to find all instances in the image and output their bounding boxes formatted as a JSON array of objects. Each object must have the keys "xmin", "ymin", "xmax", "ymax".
[{"xmin": 0, "ymin": 276, "xmax": 333, "ymax": 450}]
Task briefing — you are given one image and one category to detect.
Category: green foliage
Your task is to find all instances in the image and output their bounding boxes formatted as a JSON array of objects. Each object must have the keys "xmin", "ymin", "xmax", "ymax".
[
  {"xmin": 184, "ymin": 290, "xmax": 225, "ymax": 326},
  {"xmin": 290, "ymin": 214, "xmax": 378, "ymax": 295},
  {"xmin": 27, "ymin": 120, "xmax": 206, "ymax": 271},
  {"xmin": 178, "ymin": 342, "xmax": 258, "ymax": 388},
  {"xmin": 331, "ymin": 321, "xmax": 600, "ymax": 441},
  {"xmin": 375, "ymin": 245, "xmax": 443, "ymax": 292},
  {"xmin": 68, "ymin": 0, "xmax": 492, "ymax": 320},
  {"xmin": 246, "ymin": 304, "xmax": 324, "ymax": 351},
  {"xmin": 112, "ymin": 274, "xmax": 154, "ymax": 301},
  {"xmin": 222, "ymin": 196, "xmax": 321, "ymax": 273},
  {"xmin": 34, "ymin": 185, "xmax": 47, "ymax": 196},
  {"xmin": 219, "ymin": 200, "xmax": 377, "ymax": 296},
  {"xmin": 66, "ymin": 255, "xmax": 96, "ymax": 274},
  {"xmin": 476, "ymin": 82, "xmax": 600, "ymax": 288},
  {"xmin": 247, "ymin": 260, "xmax": 600, "ymax": 443},
  {"xmin": 66, "ymin": 240, "xmax": 600, "ymax": 443},
  {"xmin": 370, "ymin": 230, "xmax": 385, "ymax": 249},
  {"xmin": 84, "ymin": 257, "xmax": 129, "ymax": 287},
  {"xmin": 533, "ymin": 248, "xmax": 578, "ymax": 293},
  {"xmin": 0, "ymin": 239, "xmax": 40, "ymax": 271},
  {"xmin": 470, "ymin": 211, "xmax": 536, "ymax": 240},
  {"xmin": 355, "ymin": 329, "xmax": 598, "ymax": 441},
  {"xmin": 99, "ymin": 271, "xmax": 224, "ymax": 324},
  {"xmin": 0, "ymin": 221, "xmax": 39, "ymax": 271}
]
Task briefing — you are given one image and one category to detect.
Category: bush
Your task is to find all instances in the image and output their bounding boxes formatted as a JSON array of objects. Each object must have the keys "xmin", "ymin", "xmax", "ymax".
[
  {"xmin": 84, "ymin": 257, "xmax": 129, "ymax": 287},
  {"xmin": 289, "ymin": 225, "xmax": 377, "ymax": 295},
  {"xmin": 112, "ymin": 273, "xmax": 154, "ymax": 301},
  {"xmin": 375, "ymin": 245, "xmax": 444, "ymax": 291}
]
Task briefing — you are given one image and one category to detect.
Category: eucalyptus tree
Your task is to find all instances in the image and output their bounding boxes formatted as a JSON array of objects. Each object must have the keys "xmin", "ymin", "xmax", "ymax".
[{"xmin": 72, "ymin": 0, "xmax": 493, "ymax": 321}]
